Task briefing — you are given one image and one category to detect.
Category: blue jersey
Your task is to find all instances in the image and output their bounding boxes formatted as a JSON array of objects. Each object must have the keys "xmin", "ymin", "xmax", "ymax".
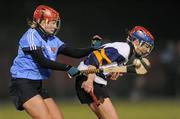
[{"xmin": 10, "ymin": 28, "xmax": 64, "ymax": 80}]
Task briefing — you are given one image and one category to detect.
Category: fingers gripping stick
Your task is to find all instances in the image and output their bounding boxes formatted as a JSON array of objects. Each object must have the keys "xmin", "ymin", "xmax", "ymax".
[{"xmin": 80, "ymin": 68, "xmax": 101, "ymax": 75}]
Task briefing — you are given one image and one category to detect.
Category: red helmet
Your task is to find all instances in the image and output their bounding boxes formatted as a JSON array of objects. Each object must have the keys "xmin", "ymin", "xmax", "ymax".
[
  {"xmin": 33, "ymin": 5, "xmax": 61, "ymax": 35},
  {"xmin": 33, "ymin": 5, "xmax": 60, "ymax": 22}
]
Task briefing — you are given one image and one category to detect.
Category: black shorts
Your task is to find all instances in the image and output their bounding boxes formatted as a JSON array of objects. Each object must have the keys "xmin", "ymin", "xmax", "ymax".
[
  {"xmin": 9, "ymin": 78, "xmax": 50, "ymax": 111},
  {"xmin": 75, "ymin": 75, "xmax": 109, "ymax": 104}
]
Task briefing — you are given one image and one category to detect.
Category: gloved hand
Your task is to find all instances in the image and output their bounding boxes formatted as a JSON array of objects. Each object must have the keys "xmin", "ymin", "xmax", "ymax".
[
  {"xmin": 66, "ymin": 66, "xmax": 80, "ymax": 78},
  {"xmin": 91, "ymin": 35, "xmax": 103, "ymax": 49}
]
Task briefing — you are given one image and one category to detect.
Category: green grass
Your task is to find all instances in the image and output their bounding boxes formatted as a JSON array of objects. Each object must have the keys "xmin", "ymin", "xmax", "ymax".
[{"xmin": 0, "ymin": 99, "xmax": 180, "ymax": 119}]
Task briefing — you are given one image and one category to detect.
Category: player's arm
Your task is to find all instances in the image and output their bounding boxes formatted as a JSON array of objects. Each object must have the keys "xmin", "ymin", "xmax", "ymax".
[
  {"xmin": 58, "ymin": 44, "xmax": 93, "ymax": 58},
  {"xmin": 58, "ymin": 35, "xmax": 103, "ymax": 58},
  {"xmin": 24, "ymin": 49, "xmax": 80, "ymax": 77},
  {"xmin": 28, "ymin": 49, "xmax": 70, "ymax": 70}
]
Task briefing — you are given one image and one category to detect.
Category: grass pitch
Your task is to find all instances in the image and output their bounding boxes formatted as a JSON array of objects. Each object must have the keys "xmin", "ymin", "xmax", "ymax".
[{"xmin": 0, "ymin": 99, "xmax": 179, "ymax": 119}]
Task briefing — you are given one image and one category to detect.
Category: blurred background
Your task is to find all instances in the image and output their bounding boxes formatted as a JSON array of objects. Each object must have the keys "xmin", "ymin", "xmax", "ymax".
[{"xmin": 0, "ymin": 0, "xmax": 179, "ymax": 119}]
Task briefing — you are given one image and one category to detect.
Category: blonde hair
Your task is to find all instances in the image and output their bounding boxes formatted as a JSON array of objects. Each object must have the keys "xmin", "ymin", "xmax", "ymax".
[{"xmin": 27, "ymin": 19, "xmax": 38, "ymax": 28}]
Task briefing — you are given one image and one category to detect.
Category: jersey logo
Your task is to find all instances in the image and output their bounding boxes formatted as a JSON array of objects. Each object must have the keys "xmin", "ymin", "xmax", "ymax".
[{"xmin": 51, "ymin": 47, "xmax": 56, "ymax": 53}]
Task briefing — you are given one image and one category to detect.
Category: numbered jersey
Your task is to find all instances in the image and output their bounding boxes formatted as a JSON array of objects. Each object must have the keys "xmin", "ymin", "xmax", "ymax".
[
  {"xmin": 10, "ymin": 28, "xmax": 64, "ymax": 80},
  {"xmin": 78, "ymin": 42, "xmax": 132, "ymax": 85}
]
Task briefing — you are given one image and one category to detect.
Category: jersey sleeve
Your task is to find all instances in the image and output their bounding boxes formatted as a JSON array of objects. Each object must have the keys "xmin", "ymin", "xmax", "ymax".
[
  {"xmin": 103, "ymin": 42, "xmax": 130, "ymax": 64},
  {"xmin": 20, "ymin": 30, "xmax": 42, "ymax": 51},
  {"xmin": 56, "ymin": 37, "xmax": 64, "ymax": 49},
  {"xmin": 84, "ymin": 53, "xmax": 99, "ymax": 67}
]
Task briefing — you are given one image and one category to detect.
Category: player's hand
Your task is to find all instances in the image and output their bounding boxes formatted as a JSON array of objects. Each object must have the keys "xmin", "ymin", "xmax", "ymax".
[
  {"xmin": 91, "ymin": 35, "xmax": 103, "ymax": 49},
  {"xmin": 109, "ymin": 72, "xmax": 123, "ymax": 80},
  {"xmin": 81, "ymin": 80, "xmax": 94, "ymax": 93},
  {"xmin": 66, "ymin": 66, "xmax": 80, "ymax": 77}
]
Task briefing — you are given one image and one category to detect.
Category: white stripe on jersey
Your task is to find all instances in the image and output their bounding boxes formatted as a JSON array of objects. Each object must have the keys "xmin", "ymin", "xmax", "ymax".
[
  {"xmin": 27, "ymin": 31, "xmax": 32, "ymax": 50},
  {"xmin": 31, "ymin": 30, "xmax": 37, "ymax": 50},
  {"xmin": 27, "ymin": 30, "xmax": 37, "ymax": 50}
]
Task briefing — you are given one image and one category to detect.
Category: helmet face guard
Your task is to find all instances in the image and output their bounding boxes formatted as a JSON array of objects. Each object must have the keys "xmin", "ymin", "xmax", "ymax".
[
  {"xmin": 33, "ymin": 5, "xmax": 61, "ymax": 35},
  {"xmin": 55, "ymin": 19, "xmax": 61, "ymax": 35},
  {"xmin": 129, "ymin": 26, "xmax": 155, "ymax": 57},
  {"xmin": 47, "ymin": 19, "xmax": 61, "ymax": 35}
]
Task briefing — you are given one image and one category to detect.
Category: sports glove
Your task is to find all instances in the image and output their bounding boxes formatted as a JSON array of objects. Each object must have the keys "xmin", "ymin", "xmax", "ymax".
[
  {"xmin": 66, "ymin": 66, "xmax": 80, "ymax": 77},
  {"xmin": 127, "ymin": 58, "xmax": 150, "ymax": 74},
  {"xmin": 91, "ymin": 35, "xmax": 103, "ymax": 49}
]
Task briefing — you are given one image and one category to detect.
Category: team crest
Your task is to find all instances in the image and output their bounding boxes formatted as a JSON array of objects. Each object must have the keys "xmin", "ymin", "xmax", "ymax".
[{"xmin": 51, "ymin": 47, "xmax": 56, "ymax": 53}]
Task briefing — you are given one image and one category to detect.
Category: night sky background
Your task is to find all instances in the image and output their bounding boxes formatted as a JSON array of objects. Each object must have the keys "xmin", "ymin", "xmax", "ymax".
[{"xmin": 0, "ymin": 0, "xmax": 179, "ymax": 99}]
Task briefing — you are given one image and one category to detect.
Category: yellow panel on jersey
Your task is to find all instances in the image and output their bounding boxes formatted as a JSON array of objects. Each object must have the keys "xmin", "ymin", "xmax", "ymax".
[
  {"xmin": 100, "ymin": 48, "xmax": 111, "ymax": 64},
  {"xmin": 93, "ymin": 50, "xmax": 103, "ymax": 65},
  {"xmin": 93, "ymin": 48, "xmax": 111, "ymax": 66}
]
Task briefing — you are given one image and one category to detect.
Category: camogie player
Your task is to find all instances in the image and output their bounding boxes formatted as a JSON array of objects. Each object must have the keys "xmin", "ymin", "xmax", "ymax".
[
  {"xmin": 9, "ymin": 5, "xmax": 102, "ymax": 119},
  {"xmin": 75, "ymin": 26, "xmax": 155, "ymax": 119}
]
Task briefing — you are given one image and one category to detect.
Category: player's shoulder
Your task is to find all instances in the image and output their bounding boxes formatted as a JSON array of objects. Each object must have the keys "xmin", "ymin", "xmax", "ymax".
[
  {"xmin": 103, "ymin": 42, "xmax": 129, "ymax": 49},
  {"xmin": 19, "ymin": 28, "xmax": 37, "ymax": 41},
  {"xmin": 104, "ymin": 42, "xmax": 130, "ymax": 58},
  {"xmin": 113, "ymin": 42, "xmax": 129, "ymax": 46},
  {"xmin": 27, "ymin": 28, "xmax": 38, "ymax": 35},
  {"xmin": 49, "ymin": 36, "xmax": 65, "ymax": 46},
  {"xmin": 112, "ymin": 42, "xmax": 130, "ymax": 52},
  {"xmin": 50, "ymin": 35, "xmax": 60, "ymax": 40},
  {"xmin": 22, "ymin": 28, "xmax": 39, "ymax": 38},
  {"xmin": 50, "ymin": 35, "xmax": 64, "ymax": 42}
]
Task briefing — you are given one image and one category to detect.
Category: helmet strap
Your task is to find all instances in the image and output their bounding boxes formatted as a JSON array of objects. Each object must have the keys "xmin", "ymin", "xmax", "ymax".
[{"xmin": 34, "ymin": 21, "xmax": 51, "ymax": 38}]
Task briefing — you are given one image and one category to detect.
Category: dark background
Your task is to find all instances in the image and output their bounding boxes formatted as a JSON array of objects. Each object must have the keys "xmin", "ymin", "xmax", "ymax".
[{"xmin": 0, "ymin": 0, "xmax": 179, "ymax": 101}]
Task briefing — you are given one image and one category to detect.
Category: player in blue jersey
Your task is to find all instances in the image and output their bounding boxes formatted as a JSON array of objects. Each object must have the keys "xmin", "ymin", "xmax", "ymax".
[
  {"xmin": 9, "ymin": 5, "xmax": 102, "ymax": 119},
  {"xmin": 75, "ymin": 26, "xmax": 155, "ymax": 119}
]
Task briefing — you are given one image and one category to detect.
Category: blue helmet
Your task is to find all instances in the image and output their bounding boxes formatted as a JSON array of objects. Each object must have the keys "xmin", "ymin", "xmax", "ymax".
[
  {"xmin": 129, "ymin": 26, "xmax": 155, "ymax": 57},
  {"xmin": 129, "ymin": 26, "xmax": 154, "ymax": 47}
]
